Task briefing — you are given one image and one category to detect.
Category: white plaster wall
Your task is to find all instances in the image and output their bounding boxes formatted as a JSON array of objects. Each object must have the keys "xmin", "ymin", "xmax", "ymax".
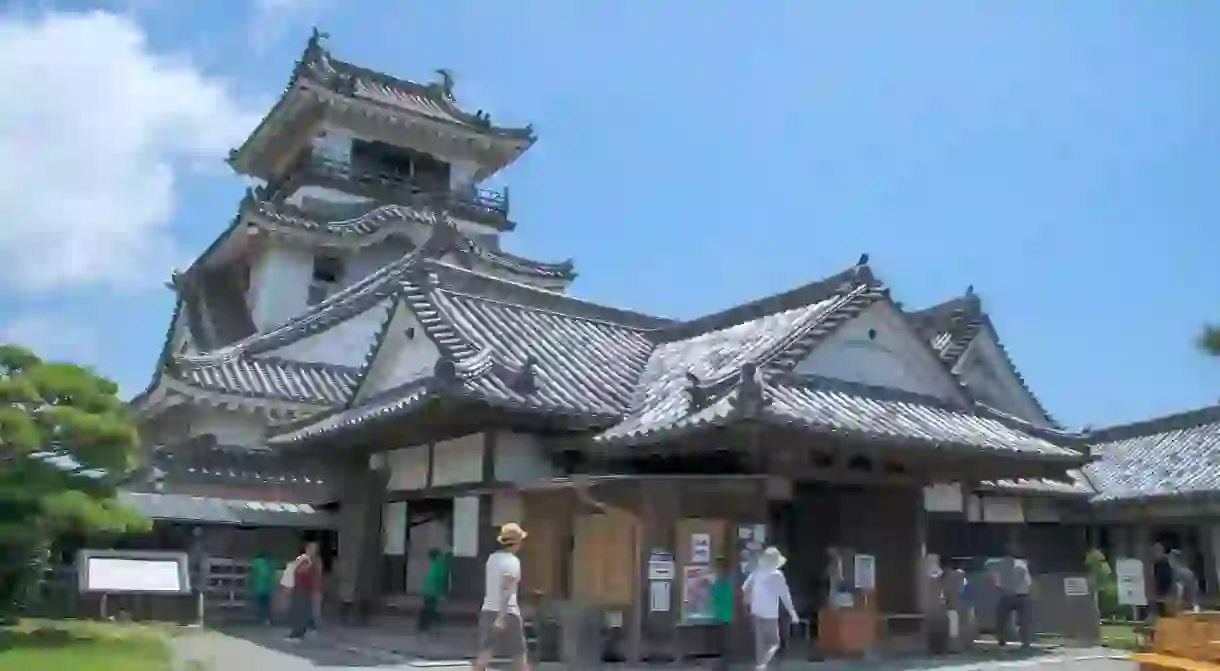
[
  {"xmin": 386, "ymin": 445, "xmax": 428, "ymax": 491},
  {"xmin": 493, "ymin": 431, "xmax": 557, "ymax": 484},
  {"xmin": 923, "ymin": 483, "xmax": 965, "ymax": 513},
  {"xmin": 432, "ymin": 433, "xmax": 484, "ymax": 487},
  {"xmin": 794, "ymin": 302, "xmax": 964, "ymax": 402},
  {"xmin": 953, "ymin": 330, "xmax": 1049, "ymax": 426},
  {"xmin": 249, "ymin": 238, "xmax": 315, "ymax": 332},
  {"xmin": 186, "ymin": 407, "xmax": 269, "ymax": 447},
  {"xmin": 357, "ymin": 304, "xmax": 440, "ymax": 402},
  {"xmin": 310, "ymin": 125, "xmax": 355, "ymax": 162},
  {"xmin": 285, "ymin": 186, "xmax": 372, "ymax": 208},
  {"xmin": 452, "ymin": 496, "xmax": 480, "ymax": 557},
  {"xmin": 262, "ymin": 296, "xmax": 392, "ymax": 368}
]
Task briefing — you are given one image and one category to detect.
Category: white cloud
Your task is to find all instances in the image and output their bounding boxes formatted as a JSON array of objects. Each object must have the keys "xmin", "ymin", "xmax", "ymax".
[
  {"xmin": 0, "ymin": 10, "xmax": 260, "ymax": 293},
  {"xmin": 0, "ymin": 314, "xmax": 99, "ymax": 365}
]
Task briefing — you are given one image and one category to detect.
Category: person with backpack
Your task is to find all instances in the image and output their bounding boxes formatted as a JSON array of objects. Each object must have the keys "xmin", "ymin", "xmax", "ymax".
[{"xmin": 284, "ymin": 541, "xmax": 323, "ymax": 642}]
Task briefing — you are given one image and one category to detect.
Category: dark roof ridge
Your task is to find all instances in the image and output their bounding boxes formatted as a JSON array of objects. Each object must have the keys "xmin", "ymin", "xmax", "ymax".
[
  {"xmin": 294, "ymin": 31, "xmax": 535, "ymax": 141},
  {"xmin": 417, "ymin": 260, "xmax": 673, "ymax": 330},
  {"xmin": 1089, "ymin": 403, "xmax": 1220, "ymax": 443},
  {"xmin": 245, "ymin": 194, "xmax": 573, "ymax": 280},
  {"xmin": 655, "ymin": 259, "xmax": 876, "ymax": 343}
]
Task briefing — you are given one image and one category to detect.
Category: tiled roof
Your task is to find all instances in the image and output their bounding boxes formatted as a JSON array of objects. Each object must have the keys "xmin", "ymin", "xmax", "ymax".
[
  {"xmin": 1085, "ymin": 404, "xmax": 1220, "ymax": 503},
  {"xmin": 168, "ymin": 356, "xmax": 359, "ymax": 406},
  {"xmin": 269, "ymin": 262, "xmax": 661, "ymax": 444},
  {"xmin": 242, "ymin": 194, "xmax": 576, "ymax": 281},
  {"xmin": 982, "ymin": 473, "xmax": 1096, "ymax": 496},
  {"xmin": 910, "ymin": 291, "xmax": 1057, "ymax": 426},
  {"xmin": 149, "ymin": 439, "xmax": 328, "ymax": 487},
  {"xmin": 762, "ymin": 377, "xmax": 1077, "ymax": 458},
  {"xmin": 119, "ymin": 491, "xmax": 333, "ymax": 529},
  {"xmin": 231, "ymin": 31, "xmax": 533, "ymax": 172},
  {"xmin": 270, "ymin": 258, "xmax": 1083, "ymax": 468}
]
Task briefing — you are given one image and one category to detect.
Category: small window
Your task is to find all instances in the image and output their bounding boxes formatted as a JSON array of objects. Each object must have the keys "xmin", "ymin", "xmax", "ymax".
[{"xmin": 312, "ymin": 254, "xmax": 344, "ymax": 284}]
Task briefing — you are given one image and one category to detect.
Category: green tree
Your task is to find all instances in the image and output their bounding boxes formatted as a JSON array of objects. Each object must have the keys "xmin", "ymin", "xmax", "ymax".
[
  {"xmin": 1200, "ymin": 325, "xmax": 1220, "ymax": 357},
  {"xmin": 0, "ymin": 344, "xmax": 149, "ymax": 621},
  {"xmin": 1085, "ymin": 547, "xmax": 1119, "ymax": 619}
]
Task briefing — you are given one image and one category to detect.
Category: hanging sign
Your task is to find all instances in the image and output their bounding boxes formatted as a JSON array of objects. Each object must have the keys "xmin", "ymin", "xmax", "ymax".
[
  {"xmin": 690, "ymin": 533, "xmax": 712, "ymax": 564},
  {"xmin": 1063, "ymin": 577, "xmax": 1090, "ymax": 597}
]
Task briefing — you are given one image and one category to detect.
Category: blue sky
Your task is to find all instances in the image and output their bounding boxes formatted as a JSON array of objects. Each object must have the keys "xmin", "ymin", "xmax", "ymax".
[{"xmin": 0, "ymin": 1, "xmax": 1216, "ymax": 428}]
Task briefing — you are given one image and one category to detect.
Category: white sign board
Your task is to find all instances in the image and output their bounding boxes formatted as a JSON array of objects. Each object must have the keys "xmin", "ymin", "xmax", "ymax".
[
  {"xmin": 649, "ymin": 580, "xmax": 671, "ymax": 612},
  {"xmin": 923, "ymin": 483, "xmax": 964, "ymax": 513},
  {"xmin": 648, "ymin": 551, "xmax": 675, "ymax": 581},
  {"xmin": 1116, "ymin": 558, "xmax": 1147, "ymax": 606},
  {"xmin": 690, "ymin": 533, "xmax": 711, "ymax": 564},
  {"xmin": 854, "ymin": 554, "xmax": 876, "ymax": 590},
  {"xmin": 1063, "ymin": 577, "xmax": 1090, "ymax": 597},
  {"xmin": 78, "ymin": 550, "xmax": 190, "ymax": 594}
]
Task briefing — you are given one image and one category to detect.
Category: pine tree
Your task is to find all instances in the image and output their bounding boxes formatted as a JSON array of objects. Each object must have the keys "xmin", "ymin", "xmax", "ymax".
[{"xmin": 0, "ymin": 344, "xmax": 149, "ymax": 621}]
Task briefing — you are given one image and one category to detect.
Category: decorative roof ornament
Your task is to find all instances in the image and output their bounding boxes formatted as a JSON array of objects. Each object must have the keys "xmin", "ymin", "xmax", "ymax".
[
  {"xmin": 511, "ymin": 355, "xmax": 538, "ymax": 394},
  {"xmin": 165, "ymin": 269, "xmax": 185, "ymax": 293},
  {"xmin": 684, "ymin": 371, "xmax": 707, "ymax": 411},
  {"xmin": 431, "ymin": 68, "xmax": 457, "ymax": 103},
  {"xmin": 856, "ymin": 253, "xmax": 870, "ymax": 266},
  {"xmin": 737, "ymin": 362, "xmax": 771, "ymax": 415}
]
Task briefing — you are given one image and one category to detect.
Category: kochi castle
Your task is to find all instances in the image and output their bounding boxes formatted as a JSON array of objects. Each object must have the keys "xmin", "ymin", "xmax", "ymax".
[{"xmin": 123, "ymin": 30, "xmax": 1220, "ymax": 615}]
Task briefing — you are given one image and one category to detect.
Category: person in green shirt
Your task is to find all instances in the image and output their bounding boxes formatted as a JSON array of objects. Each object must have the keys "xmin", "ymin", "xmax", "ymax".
[
  {"xmin": 249, "ymin": 552, "xmax": 276, "ymax": 625},
  {"xmin": 710, "ymin": 554, "xmax": 735, "ymax": 670},
  {"xmin": 418, "ymin": 547, "xmax": 450, "ymax": 632}
]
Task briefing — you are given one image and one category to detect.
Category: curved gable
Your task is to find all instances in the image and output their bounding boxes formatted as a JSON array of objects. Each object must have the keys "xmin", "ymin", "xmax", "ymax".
[{"xmin": 955, "ymin": 329, "xmax": 1050, "ymax": 426}]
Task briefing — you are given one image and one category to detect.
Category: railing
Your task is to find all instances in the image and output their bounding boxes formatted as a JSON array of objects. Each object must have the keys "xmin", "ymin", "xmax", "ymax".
[{"xmin": 304, "ymin": 154, "xmax": 509, "ymax": 217}]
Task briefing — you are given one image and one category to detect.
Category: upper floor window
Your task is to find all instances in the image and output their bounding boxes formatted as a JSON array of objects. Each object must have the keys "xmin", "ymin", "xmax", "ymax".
[
  {"xmin": 350, "ymin": 140, "xmax": 451, "ymax": 192},
  {"xmin": 308, "ymin": 254, "xmax": 345, "ymax": 305}
]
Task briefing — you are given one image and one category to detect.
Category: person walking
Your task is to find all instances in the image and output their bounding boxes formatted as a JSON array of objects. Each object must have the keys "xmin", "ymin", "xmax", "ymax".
[
  {"xmin": 1169, "ymin": 549, "xmax": 1199, "ymax": 613},
  {"xmin": 991, "ymin": 544, "xmax": 1033, "ymax": 650},
  {"xmin": 249, "ymin": 552, "xmax": 275, "ymax": 625},
  {"xmin": 743, "ymin": 547, "xmax": 799, "ymax": 671},
  {"xmin": 473, "ymin": 523, "xmax": 530, "ymax": 671},
  {"xmin": 1151, "ymin": 543, "xmax": 1176, "ymax": 619},
  {"xmin": 418, "ymin": 546, "xmax": 450, "ymax": 632},
  {"xmin": 285, "ymin": 541, "xmax": 323, "ymax": 643},
  {"xmin": 709, "ymin": 554, "xmax": 735, "ymax": 670}
]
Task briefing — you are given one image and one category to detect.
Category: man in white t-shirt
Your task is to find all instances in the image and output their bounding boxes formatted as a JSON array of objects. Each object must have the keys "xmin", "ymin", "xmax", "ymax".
[{"xmin": 474, "ymin": 522, "xmax": 530, "ymax": 671}]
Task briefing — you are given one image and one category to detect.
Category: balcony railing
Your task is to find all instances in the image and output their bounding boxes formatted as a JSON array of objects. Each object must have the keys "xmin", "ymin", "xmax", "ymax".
[{"xmin": 302, "ymin": 153, "xmax": 509, "ymax": 218}]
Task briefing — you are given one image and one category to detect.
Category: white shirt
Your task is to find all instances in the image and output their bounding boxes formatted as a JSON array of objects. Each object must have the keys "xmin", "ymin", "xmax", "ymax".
[
  {"xmin": 481, "ymin": 550, "xmax": 522, "ymax": 615},
  {"xmin": 743, "ymin": 568, "xmax": 798, "ymax": 620}
]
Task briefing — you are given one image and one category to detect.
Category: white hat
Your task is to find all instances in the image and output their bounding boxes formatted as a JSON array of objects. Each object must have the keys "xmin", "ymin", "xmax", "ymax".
[
  {"xmin": 759, "ymin": 546, "xmax": 787, "ymax": 569},
  {"xmin": 496, "ymin": 522, "xmax": 528, "ymax": 545}
]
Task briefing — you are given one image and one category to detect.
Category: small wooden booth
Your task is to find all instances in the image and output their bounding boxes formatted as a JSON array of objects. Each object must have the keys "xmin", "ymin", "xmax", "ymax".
[{"xmin": 515, "ymin": 475, "xmax": 772, "ymax": 664}]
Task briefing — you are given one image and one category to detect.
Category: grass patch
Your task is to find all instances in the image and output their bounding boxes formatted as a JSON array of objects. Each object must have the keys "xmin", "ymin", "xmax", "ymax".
[
  {"xmin": 1100, "ymin": 622, "xmax": 1143, "ymax": 651},
  {"xmin": 0, "ymin": 619, "xmax": 174, "ymax": 671}
]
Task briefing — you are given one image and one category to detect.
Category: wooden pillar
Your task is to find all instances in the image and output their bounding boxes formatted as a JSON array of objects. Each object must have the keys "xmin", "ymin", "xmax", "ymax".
[
  {"xmin": 334, "ymin": 450, "xmax": 389, "ymax": 623},
  {"xmin": 632, "ymin": 479, "xmax": 678, "ymax": 663}
]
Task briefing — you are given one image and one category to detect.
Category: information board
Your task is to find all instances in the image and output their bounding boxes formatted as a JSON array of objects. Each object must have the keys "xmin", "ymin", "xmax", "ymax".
[
  {"xmin": 78, "ymin": 550, "xmax": 191, "ymax": 595},
  {"xmin": 1115, "ymin": 558, "xmax": 1147, "ymax": 606}
]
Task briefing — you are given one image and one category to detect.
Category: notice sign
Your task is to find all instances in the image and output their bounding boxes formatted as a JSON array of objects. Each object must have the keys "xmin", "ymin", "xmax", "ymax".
[
  {"xmin": 854, "ymin": 554, "xmax": 876, "ymax": 591},
  {"xmin": 648, "ymin": 550, "xmax": 675, "ymax": 581},
  {"xmin": 78, "ymin": 550, "xmax": 190, "ymax": 594},
  {"xmin": 1116, "ymin": 558, "xmax": 1147, "ymax": 606},
  {"xmin": 691, "ymin": 534, "xmax": 711, "ymax": 564},
  {"xmin": 1063, "ymin": 577, "xmax": 1090, "ymax": 597}
]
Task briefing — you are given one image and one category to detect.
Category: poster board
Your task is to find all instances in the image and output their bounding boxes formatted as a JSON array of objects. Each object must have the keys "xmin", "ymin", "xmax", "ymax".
[
  {"xmin": 77, "ymin": 550, "xmax": 191, "ymax": 595},
  {"xmin": 681, "ymin": 565, "xmax": 717, "ymax": 624},
  {"xmin": 1116, "ymin": 558, "xmax": 1147, "ymax": 606}
]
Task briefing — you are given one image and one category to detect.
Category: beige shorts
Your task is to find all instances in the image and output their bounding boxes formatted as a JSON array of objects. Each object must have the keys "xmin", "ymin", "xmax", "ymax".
[{"xmin": 477, "ymin": 611, "xmax": 527, "ymax": 658}]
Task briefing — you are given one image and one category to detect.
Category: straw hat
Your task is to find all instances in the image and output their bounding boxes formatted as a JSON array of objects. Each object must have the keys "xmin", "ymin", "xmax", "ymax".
[
  {"xmin": 497, "ymin": 522, "xmax": 528, "ymax": 545},
  {"xmin": 759, "ymin": 546, "xmax": 787, "ymax": 569}
]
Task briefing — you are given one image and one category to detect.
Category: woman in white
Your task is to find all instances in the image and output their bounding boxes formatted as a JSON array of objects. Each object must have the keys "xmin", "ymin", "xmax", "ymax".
[{"xmin": 743, "ymin": 547, "xmax": 799, "ymax": 671}]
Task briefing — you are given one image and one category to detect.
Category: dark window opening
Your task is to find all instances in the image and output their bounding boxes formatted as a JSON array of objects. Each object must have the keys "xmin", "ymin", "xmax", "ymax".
[
  {"xmin": 349, "ymin": 140, "xmax": 451, "ymax": 192},
  {"xmin": 312, "ymin": 254, "xmax": 343, "ymax": 284}
]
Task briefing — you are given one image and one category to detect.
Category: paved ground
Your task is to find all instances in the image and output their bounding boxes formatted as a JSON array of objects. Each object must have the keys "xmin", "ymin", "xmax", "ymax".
[{"xmin": 172, "ymin": 629, "xmax": 1141, "ymax": 671}]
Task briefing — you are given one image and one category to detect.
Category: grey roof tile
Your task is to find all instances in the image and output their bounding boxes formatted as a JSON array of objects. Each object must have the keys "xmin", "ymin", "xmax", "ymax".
[
  {"xmin": 168, "ymin": 356, "xmax": 359, "ymax": 406},
  {"xmin": 911, "ymin": 291, "xmax": 1058, "ymax": 426},
  {"xmin": 762, "ymin": 377, "xmax": 1078, "ymax": 457},
  {"xmin": 118, "ymin": 491, "xmax": 333, "ymax": 529},
  {"xmin": 1085, "ymin": 404, "xmax": 1220, "ymax": 502},
  {"xmin": 982, "ymin": 473, "xmax": 1096, "ymax": 496},
  {"xmin": 243, "ymin": 193, "xmax": 576, "ymax": 281},
  {"xmin": 149, "ymin": 438, "xmax": 328, "ymax": 489}
]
